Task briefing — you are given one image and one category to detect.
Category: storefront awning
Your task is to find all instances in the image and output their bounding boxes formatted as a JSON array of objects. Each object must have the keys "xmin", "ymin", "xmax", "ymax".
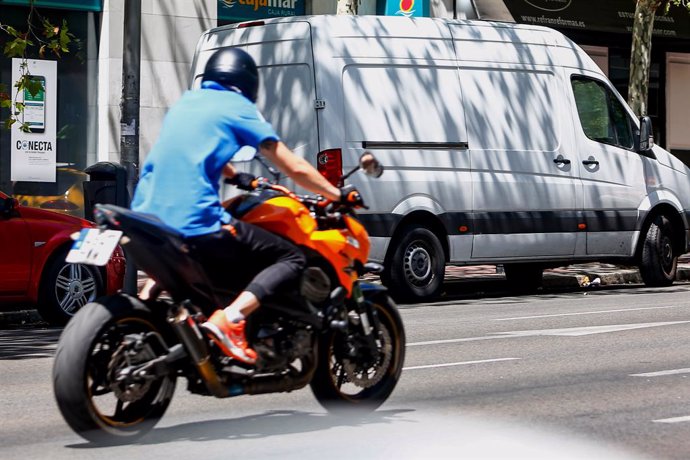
[
  {"xmin": 0, "ymin": 0, "xmax": 102, "ymax": 12},
  {"xmin": 486, "ymin": 0, "xmax": 690, "ymax": 40}
]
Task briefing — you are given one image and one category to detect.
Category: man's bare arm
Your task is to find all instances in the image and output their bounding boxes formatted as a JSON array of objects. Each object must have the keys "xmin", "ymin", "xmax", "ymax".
[{"xmin": 259, "ymin": 140, "xmax": 340, "ymax": 201}]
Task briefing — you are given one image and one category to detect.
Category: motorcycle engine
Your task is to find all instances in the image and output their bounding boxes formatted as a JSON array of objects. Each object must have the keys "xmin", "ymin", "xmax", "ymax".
[
  {"xmin": 253, "ymin": 322, "xmax": 313, "ymax": 370},
  {"xmin": 300, "ymin": 266, "xmax": 331, "ymax": 303}
]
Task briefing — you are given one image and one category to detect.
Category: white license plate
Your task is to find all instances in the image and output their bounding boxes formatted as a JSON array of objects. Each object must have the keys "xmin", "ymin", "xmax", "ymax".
[{"xmin": 66, "ymin": 228, "xmax": 123, "ymax": 266}]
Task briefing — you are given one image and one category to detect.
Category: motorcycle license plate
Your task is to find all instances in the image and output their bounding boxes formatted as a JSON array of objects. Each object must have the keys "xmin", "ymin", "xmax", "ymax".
[{"xmin": 66, "ymin": 228, "xmax": 123, "ymax": 266}]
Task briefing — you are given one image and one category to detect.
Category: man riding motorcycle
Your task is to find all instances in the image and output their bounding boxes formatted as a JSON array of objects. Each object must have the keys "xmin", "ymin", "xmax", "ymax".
[{"xmin": 131, "ymin": 48, "xmax": 357, "ymax": 365}]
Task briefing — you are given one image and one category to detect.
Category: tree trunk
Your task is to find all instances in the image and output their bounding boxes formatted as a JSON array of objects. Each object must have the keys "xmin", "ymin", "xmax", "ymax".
[
  {"xmin": 337, "ymin": 0, "xmax": 359, "ymax": 15},
  {"xmin": 628, "ymin": 0, "xmax": 664, "ymax": 116}
]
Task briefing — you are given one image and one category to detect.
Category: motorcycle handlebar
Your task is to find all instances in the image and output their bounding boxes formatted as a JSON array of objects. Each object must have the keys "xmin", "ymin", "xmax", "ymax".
[{"xmin": 232, "ymin": 177, "xmax": 367, "ymax": 215}]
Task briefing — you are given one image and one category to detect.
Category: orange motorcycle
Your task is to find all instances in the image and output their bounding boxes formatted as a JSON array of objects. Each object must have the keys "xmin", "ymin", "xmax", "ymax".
[{"xmin": 52, "ymin": 152, "xmax": 405, "ymax": 444}]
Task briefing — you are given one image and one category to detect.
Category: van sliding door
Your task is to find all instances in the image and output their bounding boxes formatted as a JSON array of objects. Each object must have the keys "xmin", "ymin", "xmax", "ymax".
[{"xmin": 450, "ymin": 23, "xmax": 582, "ymax": 260}]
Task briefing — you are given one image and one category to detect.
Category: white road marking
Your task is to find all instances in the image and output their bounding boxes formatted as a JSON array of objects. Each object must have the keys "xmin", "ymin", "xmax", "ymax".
[
  {"xmin": 409, "ymin": 336, "xmax": 501, "ymax": 346},
  {"xmin": 630, "ymin": 368, "xmax": 690, "ymax": 377},
  {"xmin": 491, "ymin": 321, "xmax": 690, "ymax": 338},
  {"xmin": 653, "ymin": 416, "xmax": 690, "ymax": 424},
  {"xmin": 408, "ymin": 321, "xmax": 690, "ymax": 346},
  {"xmin": 404, "ymin": 358, "xmax": 520, "ymax": 371},
  {"xmin": 495, "ymin": 305, "xmax": 682, "ymax": 321}
]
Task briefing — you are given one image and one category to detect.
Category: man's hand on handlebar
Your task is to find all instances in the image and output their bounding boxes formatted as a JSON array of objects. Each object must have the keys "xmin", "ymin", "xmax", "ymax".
[
  {"xmin": 226, "ymin": 172, "xmax": 257, "ymax": 191},
  {"xmin": 339, "ymin": 184, "xmax": 366, "ymax": 208}
]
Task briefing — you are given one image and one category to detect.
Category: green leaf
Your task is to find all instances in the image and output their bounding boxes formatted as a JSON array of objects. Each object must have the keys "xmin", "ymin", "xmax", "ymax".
[
  {"xmin": 5, "ymin": 26, "xmax": 20, "ymax": 38},
  {"xmin": 0, "ymin": 99, "xmax": 12, "ymax": 109},
  {"xmin": 23, "ymin": 78, "xmax": 42, "ymax": 97},
  {"xmin": 3, "ymin": 118, "xmax": 17, "ymax": 130},
  {"xmin": 19, "ymin": 123, "xmax": 32, "ymax": 133},
  {"xmin": 59, "ymin": 20, "xmax": 71, "ymax": 52},
  {"xmin": 42, "ymin": 17, "xmax": 57, "ymax": 38},
  {"xmin": 4, "ymin": 38, "xmax": 29, "ymax": 58}
]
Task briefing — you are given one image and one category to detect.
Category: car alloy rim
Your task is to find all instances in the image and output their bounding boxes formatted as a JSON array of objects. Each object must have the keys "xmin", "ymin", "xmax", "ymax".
[
  {"xmin": 55, "ymin": 263, "xmax": 98, "ymax": 315},
  {"xmin": 403, "ymin": 241, "xmax": 432, "ymax": 286}
]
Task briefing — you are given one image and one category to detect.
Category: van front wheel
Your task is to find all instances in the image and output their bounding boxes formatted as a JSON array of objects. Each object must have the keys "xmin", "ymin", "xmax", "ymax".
[
  {"xmin": 639, "ymin": 215, "xmax": 677, "ymax": 287},
  {"xmin": 382, "ymin": 225, "xmax": 445, "ymax": 303}
]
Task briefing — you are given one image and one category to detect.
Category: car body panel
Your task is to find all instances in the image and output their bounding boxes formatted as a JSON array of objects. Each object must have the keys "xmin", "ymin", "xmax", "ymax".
[{"xmin": 0, "ymin": 191, "xmax": 125, "ymax": 305}]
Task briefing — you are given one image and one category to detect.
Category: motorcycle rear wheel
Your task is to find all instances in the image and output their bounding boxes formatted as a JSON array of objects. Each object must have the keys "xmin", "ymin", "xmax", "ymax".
[
  {"xmin": 53, "ymin": 294, "xmax": 176, "ymax": 444},
  {"xmin": 310, "ymin": 295, "xmax": 405, "ymax": 412}
]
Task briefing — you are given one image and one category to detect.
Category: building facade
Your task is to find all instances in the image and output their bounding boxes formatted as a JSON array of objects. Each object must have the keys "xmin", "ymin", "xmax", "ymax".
[{"xmin": 1, "ymin": 0, "xmax": 688, "ymax": 217}]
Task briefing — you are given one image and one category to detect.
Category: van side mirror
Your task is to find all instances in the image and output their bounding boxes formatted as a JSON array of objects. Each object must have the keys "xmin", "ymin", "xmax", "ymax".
[
  {"xmin": 638, "ymin": 116, "xmax": 655, "ymax": 153},
  {"xmin": 359, "ymin": 152, "xmax": 384, "ymax": 178}
]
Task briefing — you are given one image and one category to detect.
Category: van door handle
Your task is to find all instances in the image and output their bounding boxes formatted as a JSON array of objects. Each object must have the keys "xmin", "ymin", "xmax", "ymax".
[
  {"xmin": 582, "ymin": 159, "xmax": 600, "ymax": 166},
  {"xmin": 553, "ymin": 158, "xmax": 571, "ymax": 165}
]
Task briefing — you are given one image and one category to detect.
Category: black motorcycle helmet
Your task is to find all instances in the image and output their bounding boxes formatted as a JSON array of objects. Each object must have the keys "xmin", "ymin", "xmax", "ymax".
[{"xmin": 202, "ymin": 48, "xmax": 259, "ymax": 103}]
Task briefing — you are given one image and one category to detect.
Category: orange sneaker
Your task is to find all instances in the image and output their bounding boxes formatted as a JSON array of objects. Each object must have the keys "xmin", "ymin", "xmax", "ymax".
[{"xmin": 201, "ymin": 310, "xmax": 257, "ymax": 365}]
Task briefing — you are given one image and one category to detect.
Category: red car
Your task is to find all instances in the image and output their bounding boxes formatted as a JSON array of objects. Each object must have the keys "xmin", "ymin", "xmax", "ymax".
[{"xmin": 0, "ymin": 191, "xmax": 125, "ymax": 325}]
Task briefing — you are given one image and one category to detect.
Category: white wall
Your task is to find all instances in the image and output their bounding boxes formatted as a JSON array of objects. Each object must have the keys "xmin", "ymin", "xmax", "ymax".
[{"xmin": 98, "ymin": 0, "xmax": 216, "ymax": 165}]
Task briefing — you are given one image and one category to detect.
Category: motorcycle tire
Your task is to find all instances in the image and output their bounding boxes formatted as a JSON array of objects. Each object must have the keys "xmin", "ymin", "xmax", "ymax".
[
  {"xmin": 310, "ymin": 295, "xmax": 405, "ymax": 412},
  {"xmin": 53, "ymin": 293, "xmax": 176, "ymax": 444}
]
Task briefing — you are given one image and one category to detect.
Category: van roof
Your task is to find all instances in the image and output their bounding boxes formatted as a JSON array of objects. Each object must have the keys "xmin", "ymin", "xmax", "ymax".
[{"xmin": 201, "ymin": 15, "xmax": 601, "ymax": 74}]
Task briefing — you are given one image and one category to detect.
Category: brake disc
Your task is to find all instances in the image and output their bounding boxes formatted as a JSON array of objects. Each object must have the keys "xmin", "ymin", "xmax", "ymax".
[{"xmin": 342, "ymin": 325, "xmax": 392, "ymax": 388}]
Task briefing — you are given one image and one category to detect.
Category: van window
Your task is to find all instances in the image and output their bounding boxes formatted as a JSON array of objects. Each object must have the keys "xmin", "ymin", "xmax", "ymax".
[{"xmin": 571, "ymin": 77, "xmax": 634, "ymax": 150}]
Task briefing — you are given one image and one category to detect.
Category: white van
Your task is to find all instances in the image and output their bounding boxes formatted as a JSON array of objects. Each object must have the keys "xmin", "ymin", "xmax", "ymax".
[{"xmin": 191, "ymin": 15, "xmax": 690, "ymax": 302}]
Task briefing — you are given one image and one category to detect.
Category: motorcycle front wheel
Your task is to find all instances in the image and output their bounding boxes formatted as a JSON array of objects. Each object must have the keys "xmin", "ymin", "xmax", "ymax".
[
  {"xmin": 53, "ymin": 294, "xmax": 176, "ymax": 444},
  {"xmin": 310, "ymin": 295, "xmax": 405, "ymax": 412}
]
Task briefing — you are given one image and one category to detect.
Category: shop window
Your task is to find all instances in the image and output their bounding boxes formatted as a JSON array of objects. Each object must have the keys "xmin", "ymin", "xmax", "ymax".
[{"xmin": 0, "ymin": 5, "xmax": 97, "ymax": 218}]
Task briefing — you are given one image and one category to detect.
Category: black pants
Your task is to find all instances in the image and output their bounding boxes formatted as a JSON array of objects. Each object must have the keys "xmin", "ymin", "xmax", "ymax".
[{"xmin": 187, "ymin": 219, "xmax": 306, "ymax": 302}]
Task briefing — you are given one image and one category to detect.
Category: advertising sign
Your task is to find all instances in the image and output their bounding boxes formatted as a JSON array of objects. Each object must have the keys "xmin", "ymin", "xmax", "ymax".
[
  {"xmin": 0, "ymin": 0, "xmax": 102, "ymax": 12},
  {"xmin": 11, "ymin": 59, "xmax": 57, "ymax": 182},
  {"xmin": 503, "ymin": 0, "xmax": 690, "ymax": 40},
  {"xmin": 218, "ymin": 0, "xmax": 305, "ymax": 22},
  {"xmin": 384, "ymin": 0, "xmax": 430, "ymax": 18}
]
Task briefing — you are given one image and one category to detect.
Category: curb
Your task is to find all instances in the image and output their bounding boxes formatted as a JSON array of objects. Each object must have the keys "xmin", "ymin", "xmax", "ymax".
[
  {"xmin": 0, "ymin": 309, "xmax": 46, "ymax": 328},
  {"xmin": 542, "ymin": 265, "xmax": 690, "ymax": 289}
]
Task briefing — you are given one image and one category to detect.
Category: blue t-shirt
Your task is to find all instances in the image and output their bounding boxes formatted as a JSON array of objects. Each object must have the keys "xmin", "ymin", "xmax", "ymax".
[{"xmin": 131, "ymin": 82, "xmax": 279, "ymax": 237}]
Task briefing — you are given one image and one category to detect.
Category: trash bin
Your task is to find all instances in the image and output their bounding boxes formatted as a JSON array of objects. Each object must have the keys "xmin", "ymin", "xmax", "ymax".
[{"xmin": 83, "ymin": 162, "xmax": 128, "ymax": 221}]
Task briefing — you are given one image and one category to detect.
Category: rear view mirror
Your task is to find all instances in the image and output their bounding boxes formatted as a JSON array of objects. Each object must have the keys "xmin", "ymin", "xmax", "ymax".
[
  {"xmin": 359, "ymin": 152, "xmax": 384, "ymax": 178},
  {"xmin": 638, "ymin": 116, "xmax": 655, "ymax": 153}
]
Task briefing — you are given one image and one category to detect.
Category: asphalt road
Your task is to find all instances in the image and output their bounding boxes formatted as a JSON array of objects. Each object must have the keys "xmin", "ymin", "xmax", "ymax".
[{"xmin": 4, "ymin": 283, "xmax": 690, "ymax": 459}]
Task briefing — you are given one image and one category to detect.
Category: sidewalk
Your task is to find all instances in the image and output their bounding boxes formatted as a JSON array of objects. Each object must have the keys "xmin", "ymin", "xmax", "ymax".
[
  {"xmin": 3, "ymin": 258, "xmax": 690, "ymax": 327},
  {"xmin": 443, "ymin": 255, "xmax": 690, "ymax": 289}
]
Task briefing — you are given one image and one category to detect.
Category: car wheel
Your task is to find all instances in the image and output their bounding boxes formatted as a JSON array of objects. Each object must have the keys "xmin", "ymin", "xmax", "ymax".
[
  {"xmin": 382, "ymin": 224, "xmax": 445, "ymax": 303},
  {"xmin": 37, "ymin": 246, "xmax": 104, "ymax": 326},
  {"xmin": 639, "ymin": 215, "xmax": 677, "ymax": 287},
  {"xmin": 503, "ymin": 263, "xmax": 544, "ymax": 293}
]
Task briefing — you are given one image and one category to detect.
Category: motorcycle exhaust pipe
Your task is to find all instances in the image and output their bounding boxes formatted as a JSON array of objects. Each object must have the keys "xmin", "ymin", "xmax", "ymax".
[{"xmin": 169, "ymin": 305, "xmax": 229, "ymax": 398}]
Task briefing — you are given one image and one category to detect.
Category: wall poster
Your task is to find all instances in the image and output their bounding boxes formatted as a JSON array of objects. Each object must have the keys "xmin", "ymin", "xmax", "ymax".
[{"xmin": 10, "ymin": 59, "xmax": 57, "ymax": 182}]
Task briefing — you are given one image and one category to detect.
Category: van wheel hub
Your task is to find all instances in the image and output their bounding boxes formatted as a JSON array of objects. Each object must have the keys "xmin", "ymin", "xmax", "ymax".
[{"xmin": 404, "ymin": 243, "xmax": 432, "ymax": 285}]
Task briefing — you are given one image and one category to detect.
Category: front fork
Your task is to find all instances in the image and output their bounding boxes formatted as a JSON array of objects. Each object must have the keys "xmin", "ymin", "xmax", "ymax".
[{"xmin": 349, "ymin": 282, "xmax": 382, "ymax": 349}]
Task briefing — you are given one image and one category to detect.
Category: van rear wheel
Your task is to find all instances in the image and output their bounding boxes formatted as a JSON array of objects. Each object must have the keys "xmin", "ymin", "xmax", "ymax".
[{"xmin": 382, "ymin": 225, "xmax": 445, "ymax": 303}]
